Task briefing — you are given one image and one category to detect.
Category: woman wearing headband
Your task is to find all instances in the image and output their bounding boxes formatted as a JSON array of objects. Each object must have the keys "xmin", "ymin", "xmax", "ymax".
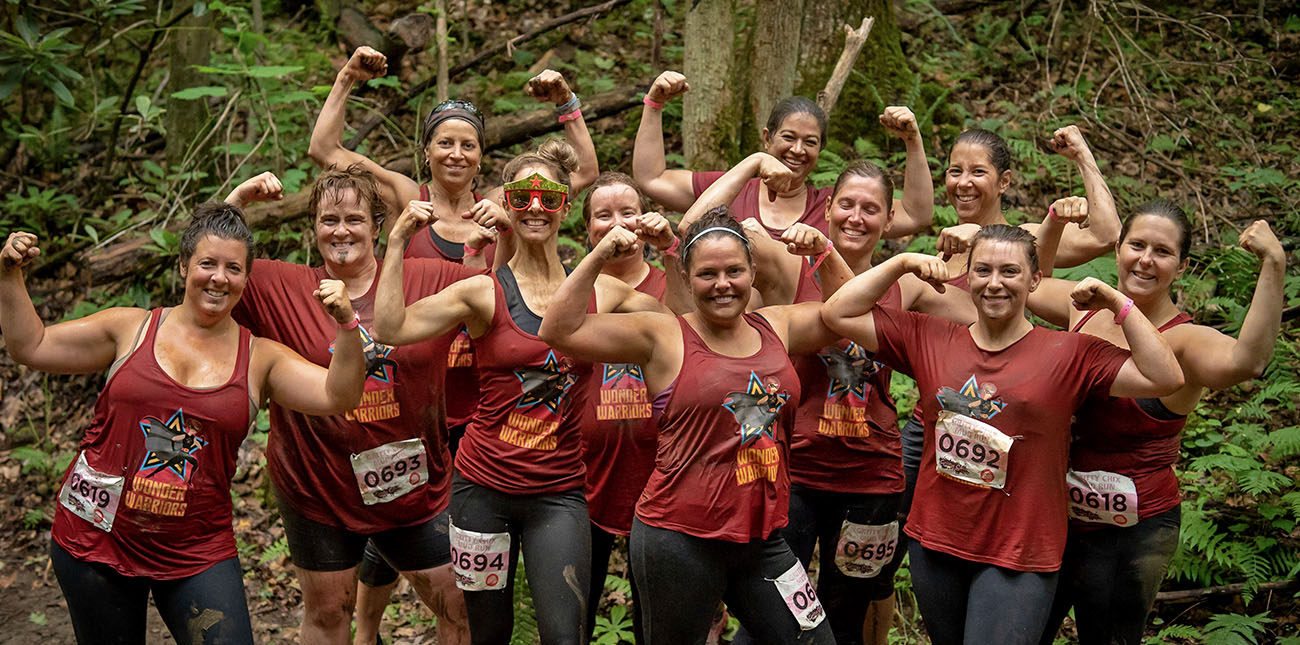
[
  {"xmin": 633, "ymin": 71, "xmax": 932, "ymax": 240},
  {"xmin": 373, "ymin": 140, "xmax": 667, "ymax": 644},
  {"xmin": 310, "ymin": 46, "xmax": 599, "ymax": 254},
  {"xmin": 539, "ymin": 207, "xmax": 846, "ymax": 643}
]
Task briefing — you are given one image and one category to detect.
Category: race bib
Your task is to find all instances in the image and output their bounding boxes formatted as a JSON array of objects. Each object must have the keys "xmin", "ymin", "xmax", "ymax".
[
  {"xmin": 449, "ymin": 522, "xmax": 510, "ymax": 591},
  {"xmin": 834, "ymin": 520, "xmax": 899, "ymax": 579},
  {"xmin": 58, "ymin": 452, "xmax": 124, "ymax": 533},
  {"xmin": 1066, "ymin": 469, "xmax": 1139, "ymax": 527},
  {"xmin": 934, "ymin": 410, "xmax": 1014, "ymax": 489},
  {"xmin": 772, "ymin": 561, "xmax": 826, "ymax": 630},
  {"xmin": 349, "ymin": 438, "xmax": 429, "ymax": 506}
]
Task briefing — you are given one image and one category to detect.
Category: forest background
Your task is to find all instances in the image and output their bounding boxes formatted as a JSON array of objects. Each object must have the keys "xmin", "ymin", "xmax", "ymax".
[{"xmin": 0, "ymin": 0, "xmax": 1298, "ymax": 642}]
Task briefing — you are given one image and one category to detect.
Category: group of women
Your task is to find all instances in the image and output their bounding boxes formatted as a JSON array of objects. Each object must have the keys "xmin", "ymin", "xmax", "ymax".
[{"xmin": 2, "ymin": 44, "xmax": 1285, "ymax": 645}]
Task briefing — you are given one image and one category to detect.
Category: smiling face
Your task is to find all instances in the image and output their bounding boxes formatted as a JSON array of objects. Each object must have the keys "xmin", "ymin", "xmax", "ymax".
[
  {"xmin": 762, "ymin": 112, "xmax": 823, "ymax": 183},
  {"xmin": 314, "ymin": 187, "xmax": 379, "ymax": 269},
  {"xmin": 425, "ymin": 119, "xmax": 482, "ymax": 186},
  {"xmin": 505, "ymin": 164, "xmax": 568, "ymax": 243},
  {"xmin": 827, "ymin": 175, "xmax": 892, "ymax": 257},
  {"xmin": 684, "ymin": 236, "xmax": 753, "ymax": 322},
  {"xmin": 179, "ymin": 235, "xmax": 249, "ymax": 319},
  {"xmin": 586, "ymin": 183, "xmax": 643, "ymax": 250},
  {"xmin": 1116, "ymin": 214, "xmax": 1188, "ymax": 301},
  {"xmin": 967, "ymin": 239, "xmax": 1040, "ymax": 322},
  {"xmin": 945, "ymin": 141, "xmax": 1010, "ymax": 223}
]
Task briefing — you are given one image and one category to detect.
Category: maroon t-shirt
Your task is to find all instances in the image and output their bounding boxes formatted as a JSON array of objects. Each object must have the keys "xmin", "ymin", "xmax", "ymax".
[
  {"xmin": 404, "ymin": 186, "xmax": 492, "ymax": 428},
  {"xmin": 1069, "ymin": 310, "xmax": 1192, "ymax": 523},
  {"xmin": 53, "ymin": 309, "xmax": 251, "ymax": 578},
  {"xmin": 871, "ymin": 306, "xmax": 1129, "ymax": 571},
  {"xmin": 454, "ymin": 272, "xmax": 594, "ymax": 495},
  {"xmin": 789, "ymin": 282, "xmax": 904, "ymax": 494},
  {"xmin": 636, "ymin": 313, "xmax": 801, "ymax": 542},
  {"xmin": 233, "ymin": 258, "xmax": 479, "ymax": 532},
  {"xmin": 691, "ymin": 172, "xmax": 831, "ymax": 238},
  {"xmin": 577, "ymin": 267, "xmax": 667, "ymax": 535}
]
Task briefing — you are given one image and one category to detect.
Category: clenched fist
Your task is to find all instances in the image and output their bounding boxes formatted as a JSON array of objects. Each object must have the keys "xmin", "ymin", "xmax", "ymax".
[
  {"xmin": 315, "ymin": 279, "xmax": 357, "ymax": 326},
  {"xmin": 646, "ymin": 71, "xmax": 690, "ymax": 104},
  {"xmin": 344, "ymin": 46, "xmax": 388, "ymax": 83},
  {"xmin": 1, "ymin": 232, "xmax": 40, "ymax": 274}
]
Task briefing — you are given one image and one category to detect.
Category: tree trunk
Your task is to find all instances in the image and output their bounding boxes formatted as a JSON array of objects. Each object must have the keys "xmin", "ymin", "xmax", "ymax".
[
  {"xmin": 793, "ymin": 0, "xmax": 914, "ymax": 146},
  {"xmin": 745, "ymin": 0, "xmax": 805, "ymax": 150},
  {"xmin": 682, "ymin": 0, "xmax": 740, "ymax": 170},
  {"xmin": 163, "ymin": 8, "xmax": 214, "ymax": 170}
]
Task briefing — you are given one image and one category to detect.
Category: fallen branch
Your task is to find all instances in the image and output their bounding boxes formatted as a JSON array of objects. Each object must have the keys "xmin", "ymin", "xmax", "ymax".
[
  {"xmin": 1154, "ymin": 579, "xmax": 1297, "ymax": 603},
  {"xmin": 484, "ymin": 86, "xmax": 641, "ymax": 152},
  {"xmin": 345, "ymin": 0, "xmax": 632, "ymax": 149},
  {"xmin": 817, "ymin": 17, "xmax": 875, "ymax": 116}
]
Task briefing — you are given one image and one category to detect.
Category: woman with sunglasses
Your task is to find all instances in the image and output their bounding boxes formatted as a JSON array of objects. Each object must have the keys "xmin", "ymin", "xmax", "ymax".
[
  {"xmin": 310, "ymin": 46, "xmax": 599, "ymax": 255},
  {"xmin": 633, "ymin": 71, "xmax": 933, "ymax": 240},
  {"xmin": 1, "ymin": 207, "xmax": 365, "ymax": 645},
  {"xmin": 373, "ymin": 140, "xmax": 667, "ymax": 644}
]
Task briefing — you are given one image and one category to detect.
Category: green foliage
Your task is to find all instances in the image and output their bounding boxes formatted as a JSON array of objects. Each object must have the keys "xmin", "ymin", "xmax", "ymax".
[
  {"xmin": 258, "ymin": 537, "xmax": 290, "ymax": 566},
  {"xmin": 593, "ymin": 604, "xmax": 634, "ymax": 644},
  {"xmin": 511, "ymin": 559, "xmax": 540, "ymax": 645},
  {"xmin": 0, "ymin": 15, "xmax": 83, "ymax": 106},
  {"xmin": 1201, "ymin": 612, "xmax": 1273, "ymax": 645}
]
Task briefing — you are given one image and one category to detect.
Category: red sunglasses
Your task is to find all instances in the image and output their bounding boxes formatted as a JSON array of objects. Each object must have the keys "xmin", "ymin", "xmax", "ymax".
[{"xmin": 505, "ymin": 189, "xmax": 568, "ymax": 212}]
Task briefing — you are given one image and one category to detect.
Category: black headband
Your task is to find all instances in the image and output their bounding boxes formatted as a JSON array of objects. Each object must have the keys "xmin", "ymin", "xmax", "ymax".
[{"xmin": 425, "ymin": 108, "xmax": 485, "ymax": 148}]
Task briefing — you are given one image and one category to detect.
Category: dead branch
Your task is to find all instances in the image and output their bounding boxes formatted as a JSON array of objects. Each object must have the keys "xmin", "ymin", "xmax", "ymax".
[
  {"xmin": 345, "ymin": 0, "xmax": 633, "ymax": 149},
  {"xmin": 484, "ymin": 86, "xmax": 641, "ymax": 151},
  {"xmin": 1154, "ymin": 579, "xmax": 1297, "ymax": 603},
  {"xmin": 816, "ymin": 17, "xmax": 874, "ymax": 116}
]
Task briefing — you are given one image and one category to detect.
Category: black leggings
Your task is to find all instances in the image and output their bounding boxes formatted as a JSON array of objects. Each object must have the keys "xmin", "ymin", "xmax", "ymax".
[
  {"xmin": 630, "ymin": 518, "xmax": 835, "ymax": 645},
  {"xmin": 899, "ymin": 415, "xmax": 925, "ymax": 520},
  {"xmin": 50, "ymin": 540, "xmax": 254, "ymax": 645},
  {"xmin": 908, "ymin": 542, "xmax": 1057, "ymax": 645},
  {"xmin": 448, "ymin": 475, "xmax": 591, "ymax": 645},
  {"xmin": 587, "ymin": 523, "xmax": 644, "ymax": 644},
  {"xmin": 1041, "ymin": 505, "xmax": 1181, "ymax": 645}
]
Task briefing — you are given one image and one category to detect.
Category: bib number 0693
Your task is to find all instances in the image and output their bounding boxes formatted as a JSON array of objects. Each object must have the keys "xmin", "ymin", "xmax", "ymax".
[{"xmin": 350, "ymin": 438, "xmax": 429, "ymax": 506}]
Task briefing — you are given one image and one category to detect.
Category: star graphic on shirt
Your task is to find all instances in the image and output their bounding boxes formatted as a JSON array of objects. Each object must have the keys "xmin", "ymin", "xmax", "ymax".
[
  {"xmin": 723, "ymin": 372, "xmax": 790, "ymax": 446},
  {"xmin": 330, "ymin": 325, "xmax": 396, "ymax": 383},
  {"xmin": 820, "ymin": 342, "xmax": 881, "ymax": 400},
  {"xmin": 602, "ymin": 363, "xmax": 645, "ymax": 387},
  {"xmin": 138, "ymin": 408, "xmax": 207, "ymax": 481},
  {"xmin": 514, "ymin": 350, "xmax": 577, "ymax": 415}
]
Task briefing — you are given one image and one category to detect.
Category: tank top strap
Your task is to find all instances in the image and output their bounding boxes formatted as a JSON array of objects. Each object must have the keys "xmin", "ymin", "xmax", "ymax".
[
  {"xmin": 1071, "ymin": 309, "xmax": 1102, "ymax": 332},
  {"xmin": 419, "ymin": 184, "xmax": 429, "ymax": 201},
  {"xmin": 1157, "ymin": 311, "xmax": 1193, "ymax": 332},
  {"xmin": 233, "ymin": 324, "xmax": 253, "ymax": 385},
  {"xmin": 744, "ymin": 311, "xmax": 781, "ymax": 345}
]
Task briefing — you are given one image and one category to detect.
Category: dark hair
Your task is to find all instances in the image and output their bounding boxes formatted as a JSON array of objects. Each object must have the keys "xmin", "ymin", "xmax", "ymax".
[
  {"xmin": 832, "ymin": 160, "xmax": 894, "ymax": 214},
  {"xmin": 581, "ymin": 172, "xmax": 647, "ymax": 222},
  {"xmin": 681, "ymin": 206, "xmax": 752, "ymax": 268},
  {"xmin": 968, "ymin": 224, "xmax": 1039, "ymax": 274},
  {"xmin": 953, "ymin": 129, "xmax": 1012, "ymax": 175},
  {"xmin": 1122, "ymin": 199, "xmax": 1191, "ymax": 260},
  {"xmin": 182, "ymin": 202, "xmax": 255, "ymax": 268},
  {"xmin": 501, "ymin": 138, "xmax": 579, "ymax": 188},
  {"xmin": 310, "ymin": 163, "xmax": 385, "ymax": 228},
  {"xmin": 421, "ymin": 99, "xmax": 486, "ymax": 151},
  {"xmin": 765, "ymin": 96, "xmax": 828, "ymax": 145}
]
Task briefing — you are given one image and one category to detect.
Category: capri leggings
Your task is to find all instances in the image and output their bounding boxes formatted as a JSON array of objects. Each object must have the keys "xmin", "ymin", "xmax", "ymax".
[
  {"xmin": 630, "ymin": 518, "xmax": 836, "ymax": 645},
  {"xmin": 50, "ymin": 540, "xmax": 254, "ymax": 645},
  {"xmin": 1040, "ymin": 505, "xmax": 1181, "ymax": 645},
  {"xmin": 587, "ymin": 523, "xmax": 644, "ymax": 644},
  {"xmin": 448, "ymin": 474, "xmax": 592, "ymax": 645},
  {"xmin": 908, "ymin": 542, "xmax": 1058, "ymax": 645}
]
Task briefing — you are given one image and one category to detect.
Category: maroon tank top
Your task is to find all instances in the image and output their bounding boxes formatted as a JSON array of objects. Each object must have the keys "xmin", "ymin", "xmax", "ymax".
[
  {"xmin": 406, "ymin": 185, "xmax": 493, "ymax": 427},
  {"xmin": 454, "ymin": 269, "xmax": 594, "ymax": 495},
  {"xmin": 53, "ymin": 308, "xmax": 252, "ymax": 579},
  {"xmin": 789, "ymin": 282, "xmax": 904, "ymax": 494},
  {"xmin": 577, "ymin": 267, "xmax": 667, "ymax": 535},
  {"xmin": 636, "ymin": 313, "xmax": 801, "ymax": 542},
  {"xmin": 1068, "ymin": 309, "xmax": 1193, "ymax": 522}
]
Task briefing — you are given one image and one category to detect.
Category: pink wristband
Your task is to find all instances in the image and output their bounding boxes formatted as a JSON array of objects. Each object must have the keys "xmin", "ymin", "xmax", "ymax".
[
  {"xmin": 463, "ymin": 243, "xmax": 482, "ymax": 258},
  {"xmin": 662, "ymin": 235, "xmax": 681, "ymax": 259},
  {"xmin": 558, "ymin": 108, "xmax": 582, "ymax": 123},
  {"xmin": 1048, "ymin": 205, "xmax": 1066, "ymax": 223},
  {"xmin": 805, "ymin": 240, "xmax": 835, "ymax": 277},
  {"xmin": 1113, "ymin": 297, "xmax": 1134, "ymax": 325},
  {"xmin": 643, "ymin": 95, "xmax": 664, "ymax": 110},
  {"xmin": 340, "ymin": 312, "xmax": 361, "ymax": 330}
]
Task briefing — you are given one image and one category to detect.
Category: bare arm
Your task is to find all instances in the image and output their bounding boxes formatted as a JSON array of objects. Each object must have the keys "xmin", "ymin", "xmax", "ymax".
[
  {"xmin": 822, "ymin": 253, "xmax": 949, "ymax": 352},
  {"xmin": 525, "ymin": 70, "xmax": 600, "ymax": 193},
  {"xmin": 259, "ymin": 280, "xmax": 366, "ymax": 415},
  {"xmin": 680, "ymin": 153, "xmax": 797, "ymax": 234},
  {"xmin": 539, "ymin": 227, "xmax": 665, "ymax": 365},
  {"xmin": 372, "ymin": 202, "xmax": 484, "ymax": 345},
  {"xmin": 760, "ymin": 301, "xmax": 839, "ymax": 355},
  {"xmin": 1069, "ymin": 279, "xmax": 1184, "ymax": 397},
  {"xmin": 1173, "ymin": 221, "xmax": 1286, "ymax": 389},
  {"xmin": 879, "ymin": 106, "xmax": 934, "ymax": 238},
  {"xmin": 307, "ymin": 47, "xmax": 418, "ymax": 213},
  {"xmin": 632, "ymin": 71, "xmax": 697, "ymax": 212},
  {"xmin": 1025, "ymin": 277, "xmax": 1079, "ymax": 329},
  {"xmin": 1043, "ymin": 125, "xmax": 1120, "ymax": 267}
]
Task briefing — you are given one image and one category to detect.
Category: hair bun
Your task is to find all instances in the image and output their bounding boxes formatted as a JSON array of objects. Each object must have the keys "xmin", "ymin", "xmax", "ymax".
[{"xmin": 536, "ymin": 138, "xmax": 579, "ymax": 175}]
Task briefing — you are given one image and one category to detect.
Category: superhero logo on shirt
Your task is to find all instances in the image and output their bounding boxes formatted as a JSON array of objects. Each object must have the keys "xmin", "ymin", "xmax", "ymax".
[
  {"xmin": 723, "ymin": 372, "xmax": 791, "ymax": 446},
  {"xmin": 138, "ymin": 408, "xmax": 206, "ymax": 482},
  {"xmin": 936, "ymin": 375, "xmax": 1006, "ymax": 420},
  {"xmin": 514, "ymin": 350, "xmax": 577, "ymax": 415},
  {"xmin": 820, "ymin": 342, "xmax": 883, "ymax": 401},
  {"xmin": 603, "ymin": 362, "xmax": 644, "ymax": 386},
  {"xmin": 328, "ymin": 325, "xmax": 397, "ymax": 383},
  {"xmin": 596, "ymin": 363, "xmax": 652, "ymax": 421}
]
